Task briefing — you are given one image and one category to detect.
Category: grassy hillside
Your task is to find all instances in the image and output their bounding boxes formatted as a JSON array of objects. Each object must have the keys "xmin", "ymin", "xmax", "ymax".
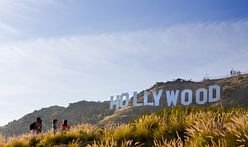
[
  {"xmin": 0, "ymin": 101, "xmax": 113, "ymax": 137},
  {"xmin": 1, "ymin": 74, "xmax": 247, "ymax": 137},
  {"xmin": 1, "ymin": 106, "xmax": 248, "ymax": 147},
  {"xmin": 134, "ymin": 74, "xmax": 248, "ymax": 107},
  {"xmin": 97, "ymin": 74, "xmax": 248, "ymax": 126}
]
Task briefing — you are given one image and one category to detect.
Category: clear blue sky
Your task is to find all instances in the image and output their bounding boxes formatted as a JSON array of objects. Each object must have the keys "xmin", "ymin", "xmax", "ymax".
[{"xmin": 0, "ymin": 0, "xmax": 248, "ymax": 125}]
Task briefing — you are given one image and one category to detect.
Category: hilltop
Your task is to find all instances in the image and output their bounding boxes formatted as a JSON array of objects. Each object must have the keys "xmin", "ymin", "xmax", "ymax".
[{"xmin": 0, "ymin": 74, "xmax": 248, "ymax": 137}]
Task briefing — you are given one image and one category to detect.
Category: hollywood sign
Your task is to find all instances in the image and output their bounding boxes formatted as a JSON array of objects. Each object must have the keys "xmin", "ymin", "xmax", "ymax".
[{"xmin": 110, "ymin": 85, "xmax": 221, "ymax": 110}]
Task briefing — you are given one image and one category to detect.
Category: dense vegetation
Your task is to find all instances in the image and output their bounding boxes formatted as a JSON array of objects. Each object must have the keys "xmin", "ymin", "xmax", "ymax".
[{"xmin": 1, "ymin": 106, "xmax": 248, "ymax": 147}]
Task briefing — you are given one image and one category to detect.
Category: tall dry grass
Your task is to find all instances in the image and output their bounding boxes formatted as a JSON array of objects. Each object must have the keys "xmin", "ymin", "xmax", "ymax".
[{"xmin": 2, "ymin": 106, "xmax": 248, "ymax": 147}]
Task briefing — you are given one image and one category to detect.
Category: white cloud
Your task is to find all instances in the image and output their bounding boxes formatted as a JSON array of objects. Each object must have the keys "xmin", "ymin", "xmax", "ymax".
[
  {"xmin": 0, "ymin": 22, "xmax": 19, "ymax": 34},
  {"xmin": 0, "ymin": 22, "xmax": 21, "ymax": 41},
  {"xmin": 0, "ymin": 0, "xmax": 59, "ymax": 42},
  {"xmin": 0, "ymin": 20, "xmax": 248, "ymax": 125}
]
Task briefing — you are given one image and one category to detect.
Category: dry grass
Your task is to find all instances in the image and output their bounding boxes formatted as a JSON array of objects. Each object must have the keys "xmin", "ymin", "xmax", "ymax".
[{"xmin": 2, "ymin": 106, "xmax": 248, "ymax": 147}]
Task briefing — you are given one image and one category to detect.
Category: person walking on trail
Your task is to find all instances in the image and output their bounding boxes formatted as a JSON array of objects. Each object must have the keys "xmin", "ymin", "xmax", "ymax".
[
  {"xmin": 36, "ymin": 117, "xmax": 42, "ymax": 133},
  {"xmin": 30, "ymin": 117, "xmax": 42, "ymax": 134},
  {"xmin": 61, "ymin": 120, "xmax": 70, "ymax": 133},
  {"xmin": 52, "ymin": 119, "xmax": 58, "ymax": 135}
]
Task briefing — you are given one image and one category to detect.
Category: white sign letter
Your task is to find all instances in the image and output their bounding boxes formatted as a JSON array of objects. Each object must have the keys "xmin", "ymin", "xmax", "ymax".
[
  {"xmin": 120, "ymin": 93, "xmax": 129, "ymax": 109},
  {"xmin": 181, "ymin": 89, "xmax": 192, "ymax": 106},
  {"xmin": 144, "ymin": 90, "xmax": 154, "ymax": 106},
  {"xmin": 110, "ymin": 95, "xmax": 120, "ymax": 110},
  {"xmin": 196, "ymin": 88, "xmax": 208, "ymax": 105},
  {"xmin": 166, "ymin": 90, "xmax": 179, "ymax": 106},
  {"xmin": 152, "ymin": 90, "xmax": 163, "ymax": 106},
  {"xmin": 133, "ymin": 91, "xmax": 143, "ymax": 107},
  {"xmin": 208, "ymin": 85, "xmax": 221, "ymax": 103}
]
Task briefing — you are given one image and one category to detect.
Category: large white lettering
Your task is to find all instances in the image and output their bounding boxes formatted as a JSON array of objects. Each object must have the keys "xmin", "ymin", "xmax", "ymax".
[
  {"xmin": 144, "ymin": 90, "xmax": 154, "ymax": 106},
  {"xmin": 109, "ymin": 84, "xmax": 221, "ymax": 110},
  {"xmin": 152, "ymin": 89, "xmax": 163, "ymax": 106},
  {"xmin": 110, "ymin": 95, "xmax": 120, "ymax": 110},
  {"xmin": 181, "ymin": 89, "xmax": 192, "ymax": 106},
  {"xmin": 166, "ymin": 90, "xmax": 179, "ymax": 106},
  {"xmin": 196, "ymin": 88, "xmax": 208, "ymax": 105},
  {"xmin": 120, "ymin": 93, "xmax": 129, "ymax": 109},
  {"xmin": 208, "ymin": 85, "xmax": 221, "ymax": 103},
  {"xmin": 133, "ymin": 91, "xmax": 143, "ymax": 107}
]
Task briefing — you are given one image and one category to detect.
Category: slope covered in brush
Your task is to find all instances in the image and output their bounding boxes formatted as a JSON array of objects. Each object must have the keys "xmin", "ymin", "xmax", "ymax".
[
  {"xmin": 1, "ymin": 74, "xmax": 247, "ymax": 137},
  {"xmin": 2, "ymin": 106, "xmax": 248, "ymax": 147},
  {"xmin": 98, "ymin": 74, "xmax": 248, "ymax": 126},
  {"xmin": 0, "ymin": 101, "xmax": 113, "ymax": 137}
]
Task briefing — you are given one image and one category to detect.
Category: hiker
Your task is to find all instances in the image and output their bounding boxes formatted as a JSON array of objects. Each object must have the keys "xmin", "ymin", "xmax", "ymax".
[
  {"xmin": 30, "ymin": 117, "xmax": 42, "ymax": 134},
  {"xmin": 60, "ymin": 120, "xmax": 70, "ymax": 133},
  {"xmin": 52, "ymin": 119, "xmax": 58, "ymax": 134},
  {"xmin": 36, "ymin": 117, "xmax": 42, "ymax": 134}
]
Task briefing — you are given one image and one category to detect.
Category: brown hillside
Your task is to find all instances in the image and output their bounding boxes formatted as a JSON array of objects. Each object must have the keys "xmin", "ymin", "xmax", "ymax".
[
  {"xmin": 1, "ymin": 74, "xmax": 247, "ymax": 137},
  {"xmin": 98, "ymin": 74, "xmax": 248, "ymax": 126}
]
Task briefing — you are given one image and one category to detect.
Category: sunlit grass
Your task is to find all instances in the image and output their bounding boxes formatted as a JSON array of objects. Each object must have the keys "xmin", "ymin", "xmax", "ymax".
[{"xmin": 2, "ymin": 106, "xmax": 248, "ymax": 146}]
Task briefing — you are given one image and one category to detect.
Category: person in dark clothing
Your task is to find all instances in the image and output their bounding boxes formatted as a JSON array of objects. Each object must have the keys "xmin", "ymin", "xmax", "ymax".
[
  {"xmin": 36, "ymin": 117, "xmax": 42, "ymax": 133},
  {"xmin": 30, "ymin": 117, "xmax": 42, "ymax": 134},
  {"xmin": 52, "ymin": 119, "xmax": 58, "ymax": 134}
]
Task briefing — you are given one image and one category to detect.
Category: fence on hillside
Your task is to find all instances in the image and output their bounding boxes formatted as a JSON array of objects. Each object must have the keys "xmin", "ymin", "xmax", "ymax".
[{"xmin": 203, "ymin": 70, "xmax": 248, "ymax": 81}]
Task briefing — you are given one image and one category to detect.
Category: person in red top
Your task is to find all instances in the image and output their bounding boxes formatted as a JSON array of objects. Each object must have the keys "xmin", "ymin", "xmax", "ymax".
[{"xmin": 61, "ymin": 120, "xmax": 70, "ymax": 133}]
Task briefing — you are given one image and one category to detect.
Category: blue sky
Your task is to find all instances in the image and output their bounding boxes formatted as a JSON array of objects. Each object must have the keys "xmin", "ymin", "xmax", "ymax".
[{"xmin": 0, "ymin": 0, "xmax": 248, "ymax": 125}]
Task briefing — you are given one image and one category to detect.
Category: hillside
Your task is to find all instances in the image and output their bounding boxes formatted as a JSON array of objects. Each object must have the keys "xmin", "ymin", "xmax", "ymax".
[
  {"xmin": 98, "ymin": 74, "xmax": 248, "ymax": 126},
  {"xmin": 2, "ymin": 106, "xmax": 248, "ymax": 147},
  {"xmin": 1, "ymin": 74, "xmax": 248, "ymax": 137},
  {"xmin": 0, "ymin": 101, "xmax": 113, "ymax": 137}
]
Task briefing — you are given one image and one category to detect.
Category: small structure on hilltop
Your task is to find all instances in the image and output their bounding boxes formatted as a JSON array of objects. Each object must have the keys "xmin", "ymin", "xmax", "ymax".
[{"xmin": 230, "ymin": 69, "xmax": 241, "ymax": 76}]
